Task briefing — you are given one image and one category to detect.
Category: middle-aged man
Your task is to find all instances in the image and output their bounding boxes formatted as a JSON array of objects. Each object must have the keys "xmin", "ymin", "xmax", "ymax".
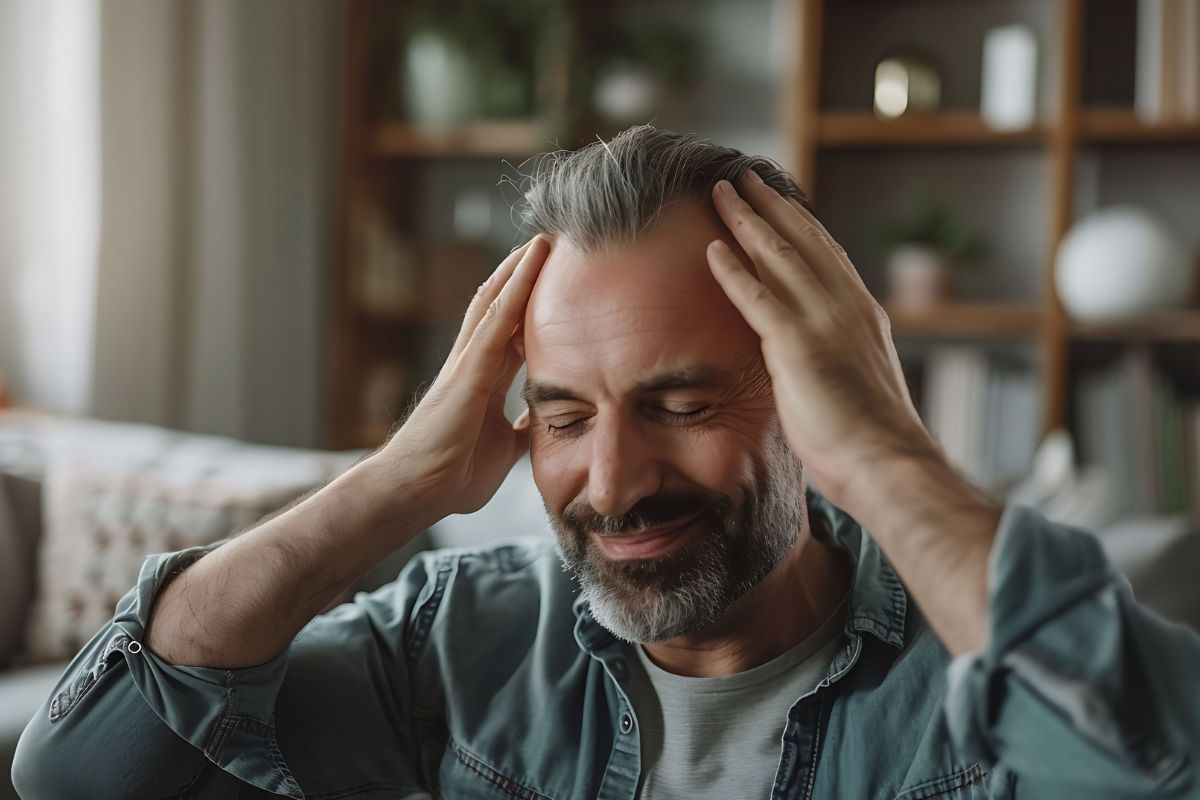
[{"xmin": 12, "ymin": 127, "xmax": 1200, "ymax": 799}]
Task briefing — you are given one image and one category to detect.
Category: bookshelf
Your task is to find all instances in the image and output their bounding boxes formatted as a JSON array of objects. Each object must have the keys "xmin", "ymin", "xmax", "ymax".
[{"xmin": 787, "ymin": 0, "xmax": 1200, "ymax": 457}]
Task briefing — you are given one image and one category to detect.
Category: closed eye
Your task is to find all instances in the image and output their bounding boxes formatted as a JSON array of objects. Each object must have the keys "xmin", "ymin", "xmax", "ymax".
[
  {"xmin": 542, "ymin": 406, "xmax": 713, "ymax": 438},
  {"xmin": 654, "ymin": 405, "xmax": 712, "ymax": 425}
]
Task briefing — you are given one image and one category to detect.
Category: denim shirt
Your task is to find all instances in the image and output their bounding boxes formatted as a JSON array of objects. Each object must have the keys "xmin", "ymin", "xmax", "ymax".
[{"xmin": 12, "ymin": 493, "xmax": 1200, "ymax": 799}]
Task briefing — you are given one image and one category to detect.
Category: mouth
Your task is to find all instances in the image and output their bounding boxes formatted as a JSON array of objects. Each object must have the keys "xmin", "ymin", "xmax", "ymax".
[{"xmin": 594, "ymin": 511, "xmax": 702, "ymax": 561}]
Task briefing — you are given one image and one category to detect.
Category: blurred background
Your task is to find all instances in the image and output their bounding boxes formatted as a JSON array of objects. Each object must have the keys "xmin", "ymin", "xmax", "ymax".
[{"xmin": 1, "ymin": 0, "xmax": 1199, "ymax": 793}]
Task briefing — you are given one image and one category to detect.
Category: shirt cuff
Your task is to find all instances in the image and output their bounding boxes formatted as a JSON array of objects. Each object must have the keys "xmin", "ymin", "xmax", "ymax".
[{"xmin": 73, "ymin": 542, "xmax": 302, "ymax": 798}]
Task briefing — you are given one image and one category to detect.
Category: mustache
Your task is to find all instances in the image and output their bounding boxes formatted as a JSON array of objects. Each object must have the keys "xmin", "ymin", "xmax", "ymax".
[{"xmin": 560, "ymin": 490, "xmax": 730, "ymax": 536}]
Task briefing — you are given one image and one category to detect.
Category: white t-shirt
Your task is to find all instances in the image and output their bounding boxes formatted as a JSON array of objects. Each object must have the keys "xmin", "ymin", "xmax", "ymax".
[{"xmin": 625, "ymin": 600, "xmax": 847, "ymax": 800}]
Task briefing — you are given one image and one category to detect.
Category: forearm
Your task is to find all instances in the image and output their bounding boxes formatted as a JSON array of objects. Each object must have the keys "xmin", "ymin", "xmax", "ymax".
[
  {"xmin": 847, "ymin": 450, "xmax": 1001, "ymax": 656},
  {"xmin": 146, "ymin": 454, "xmax": 435, "ymax": 668}
]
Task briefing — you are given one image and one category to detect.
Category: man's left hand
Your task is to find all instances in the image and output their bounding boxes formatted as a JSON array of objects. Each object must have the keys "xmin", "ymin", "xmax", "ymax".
[
  {"xmin": 708, "ymin": 171, "xmax": 1002, "ymax": 655},
  {"xmin": 706, "ymin": 171, "xmax": 940, "ymax": 515}
]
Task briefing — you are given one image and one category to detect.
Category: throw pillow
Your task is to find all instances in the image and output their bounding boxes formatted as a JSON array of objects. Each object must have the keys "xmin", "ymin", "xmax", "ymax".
[{"xmin": 19, "ymin": 460, "xmax": 308, "ymax": 663}]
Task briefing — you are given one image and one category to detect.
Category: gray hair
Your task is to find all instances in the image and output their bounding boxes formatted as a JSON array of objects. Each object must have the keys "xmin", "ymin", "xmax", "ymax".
[{"xmin": 513, "ymin": 125, "xmax": 810, "ymax": 251}]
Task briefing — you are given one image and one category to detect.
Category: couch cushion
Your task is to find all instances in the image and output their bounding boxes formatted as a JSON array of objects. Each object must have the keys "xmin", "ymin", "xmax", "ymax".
[
  {"xmin": 4, "ymin": 412, "xmax": 363, "ymax": 664},
  {"xmin": 20, "ymin": 459, "xmax": 316, "ymax": 663}
]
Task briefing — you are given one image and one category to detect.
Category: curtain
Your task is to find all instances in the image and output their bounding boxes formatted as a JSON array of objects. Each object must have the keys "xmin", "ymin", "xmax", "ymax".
[{"xmin": 0, "ymin": 0, "xmax": 339, "ymax": 448}]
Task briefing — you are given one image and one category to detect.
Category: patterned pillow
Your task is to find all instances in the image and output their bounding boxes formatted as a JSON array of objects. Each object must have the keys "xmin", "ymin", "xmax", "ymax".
[{"xmin": 20, "ymin": 460, "xmax": 314, "ymax": 663}]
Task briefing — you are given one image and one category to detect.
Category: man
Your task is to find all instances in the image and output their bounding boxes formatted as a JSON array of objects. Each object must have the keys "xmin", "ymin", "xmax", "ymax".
[{"xmin": 12, "ymin": 127, "xmax": 1200, "ymax": 799}]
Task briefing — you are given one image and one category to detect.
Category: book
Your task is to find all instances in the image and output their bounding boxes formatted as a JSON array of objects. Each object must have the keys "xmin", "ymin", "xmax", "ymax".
[
  {"xmin": 1163, "ymin": 0, "xmax": 1182, "ymax": 121},
  {"xmin": 1180, "ymin": 0, "xmax": 1200, "ymax": 120},
  {"xmin": 1190, "ymin": 405, "xmax": 1200, "ymax": 520},
  {"xmin": 1138, "ymin": 0, "xmax": 1166, "ymax": 121}
]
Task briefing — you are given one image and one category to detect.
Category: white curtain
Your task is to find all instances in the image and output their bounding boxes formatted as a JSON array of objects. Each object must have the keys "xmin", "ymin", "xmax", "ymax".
[
  {"xmin": 0, "ymin": 0, "xmax": 339, "ymax": 448},
  {"xmin": 0, "ymin": 0, "xmax": 101, "ymax": 418}
]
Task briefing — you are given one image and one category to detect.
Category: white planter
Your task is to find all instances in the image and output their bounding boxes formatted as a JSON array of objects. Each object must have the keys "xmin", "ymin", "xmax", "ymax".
[
  {"xmin": 981, "ymin": 24, "xmax": 1039, "ymax": 131},
  {"xmin": 1055, "ymin": 207, "xmax": 1193, "ymax": 322},
  {"xmin": 886, "ymin": 245, "xmax": 952, "ymax": 310},
  {"xmin": 403, "ymin": 30, "xmax": 475, "ymax": 131}
]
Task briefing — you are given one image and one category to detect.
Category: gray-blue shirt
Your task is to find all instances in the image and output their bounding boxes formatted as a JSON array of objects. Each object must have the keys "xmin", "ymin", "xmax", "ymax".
[{"xmin": 12, "ymin": 491, "xmax": 1200, "ymax": 798}]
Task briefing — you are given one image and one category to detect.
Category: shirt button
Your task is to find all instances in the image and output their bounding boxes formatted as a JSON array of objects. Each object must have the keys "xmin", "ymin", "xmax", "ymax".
[{"xmin": 620, "ymin": 712, "xmax": 634, "ymax": 735}]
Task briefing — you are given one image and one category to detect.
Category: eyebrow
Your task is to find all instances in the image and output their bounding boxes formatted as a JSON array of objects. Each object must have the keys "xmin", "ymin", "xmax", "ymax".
[{"xmin": 521, "ymin": 365, "xmax": 736, "ymax": 409}]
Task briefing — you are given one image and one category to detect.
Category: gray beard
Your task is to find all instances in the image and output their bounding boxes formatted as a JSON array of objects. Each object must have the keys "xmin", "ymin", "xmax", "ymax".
[{"xmin": 548, "ymin": 433, "xmax": 806, "ymax": 644}]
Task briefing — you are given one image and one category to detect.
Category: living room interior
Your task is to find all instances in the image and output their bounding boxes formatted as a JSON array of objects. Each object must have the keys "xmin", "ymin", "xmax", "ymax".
[{"xmin": 2, "ymin": 1, "xmax": 1199, "ymax": 795}]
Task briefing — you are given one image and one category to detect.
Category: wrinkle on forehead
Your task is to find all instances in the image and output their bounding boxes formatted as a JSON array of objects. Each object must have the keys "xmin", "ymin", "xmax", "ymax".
[{"xmin": 525, "ymin": 205, "xmax": 747, "ymax": 345}]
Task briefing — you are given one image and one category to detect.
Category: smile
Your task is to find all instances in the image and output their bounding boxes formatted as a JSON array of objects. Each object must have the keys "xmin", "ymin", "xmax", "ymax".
[{"xmin": 594, "ymin": 511, "xmax": 702, "ymax": 561}]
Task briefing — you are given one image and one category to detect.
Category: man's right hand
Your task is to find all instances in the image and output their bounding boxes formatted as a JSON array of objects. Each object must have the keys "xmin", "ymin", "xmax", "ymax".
[
  {"xmin": 372, "ymin": 236, "xmax": 551, "ymax": 519},
  {"xmin": 145, "ymin": 237, "xmax": 551, "ymax": 669}
]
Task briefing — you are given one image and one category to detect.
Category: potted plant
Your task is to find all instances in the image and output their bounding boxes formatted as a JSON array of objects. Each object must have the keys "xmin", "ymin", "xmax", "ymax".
[
  {"xmin": 399, "ymin": 0, "xmax": 556, "ymax": 129},
  {"xmin": 874, "ymin": 197, "xmax": 985, "ymax": 310}
]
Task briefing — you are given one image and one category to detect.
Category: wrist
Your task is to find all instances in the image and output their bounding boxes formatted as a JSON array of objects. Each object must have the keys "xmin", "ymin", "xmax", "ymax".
[
  {"xmin": 339, "ymin": 454, "xmax": 445, "ymax": 546},
  {"xmin": 842, "ymin": 445, "xmax": 999, "ymax": 546}
]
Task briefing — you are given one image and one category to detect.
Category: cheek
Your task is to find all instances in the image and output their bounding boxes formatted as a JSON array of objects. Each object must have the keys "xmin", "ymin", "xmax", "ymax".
[
  {"xmin": 529, "ymin": 434, "xmax": 579, "ymax": 514},
  {"xmin": 674, "ymin": 429, "xmax": 760, "ymax": 496}
]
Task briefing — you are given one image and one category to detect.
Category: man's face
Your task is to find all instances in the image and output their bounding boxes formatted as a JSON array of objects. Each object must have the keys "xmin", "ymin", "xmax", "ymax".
[{"xmin": 522, "ymin": 202, "xmax": 806, "ymax": 643}]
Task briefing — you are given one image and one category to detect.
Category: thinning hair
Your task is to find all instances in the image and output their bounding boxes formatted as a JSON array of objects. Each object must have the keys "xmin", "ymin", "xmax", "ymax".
[{"xmin": 512, "ymin": 125, "xmax": 810, "ymax": 251}]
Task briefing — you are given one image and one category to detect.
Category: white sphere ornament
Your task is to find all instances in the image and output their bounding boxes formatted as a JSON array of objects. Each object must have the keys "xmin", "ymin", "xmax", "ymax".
[{"xmin": 1055, "ymin": 207, "xmax": 1193, "ymax": 322}]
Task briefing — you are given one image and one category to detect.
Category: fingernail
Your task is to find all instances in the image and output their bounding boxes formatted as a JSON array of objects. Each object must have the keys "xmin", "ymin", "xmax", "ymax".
[
  {"xmin": 746, "ymin": 169, "xmax": 764, "ymax": 185},
  {"xmin": 716, "ymin": 180, "xmax": 734, "ymax": 196}
]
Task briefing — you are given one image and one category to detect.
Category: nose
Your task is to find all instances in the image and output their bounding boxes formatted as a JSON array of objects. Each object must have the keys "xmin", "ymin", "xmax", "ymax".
[{"xmin": 586, "ymin": 413, "xmax": 661, "ymax": 518}]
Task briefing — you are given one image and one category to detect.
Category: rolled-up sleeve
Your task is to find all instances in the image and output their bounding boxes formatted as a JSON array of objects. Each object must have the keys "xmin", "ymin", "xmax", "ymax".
[
  {"xmin": 12, "ymin": 541, "xmax": 440, "ymax": 798},
  {"xmin": 945, "ymin": 504, "xmax": 1199, "ymax": 798}
]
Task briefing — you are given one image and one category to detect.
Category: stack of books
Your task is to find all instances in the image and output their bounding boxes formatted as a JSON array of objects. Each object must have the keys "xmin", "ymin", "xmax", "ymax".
[
  {"xmin": 922, "ymin": 348, "xmax": 1040, "ymax": 492},
  {"xmin": 1076, "ymin": 349, "xmax": 1200, "ymax": 519},
  {"xmin": 1137, "ymin": 0, "xmax": 1200, "ymax": 122}
]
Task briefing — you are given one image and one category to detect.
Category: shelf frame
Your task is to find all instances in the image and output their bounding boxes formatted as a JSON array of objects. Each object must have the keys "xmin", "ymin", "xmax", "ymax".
[{"xmin": 816, "ymin": 111, "xmax": 1050, "ymax": 148}]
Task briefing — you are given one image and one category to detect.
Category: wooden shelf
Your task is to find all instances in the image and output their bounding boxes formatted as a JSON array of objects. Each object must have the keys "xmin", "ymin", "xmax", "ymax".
[
  {"xmin": 1070, "ymin": 311, "xmax": 1200, "ymax": 342},
  {"xmin": 371, "ymin": 120, "xmax": 551, "ymax": 158},
  {"xmin": 1079, "ymin": 109, "xmax": 1200, "ymax": 144},
  {"xmin": 816, "ymin": 111, "xmax": 1049, "ymax": 148},
  {"xmin": 887, "ymin": 303, "xmax": 1043, "ymax": 338}
]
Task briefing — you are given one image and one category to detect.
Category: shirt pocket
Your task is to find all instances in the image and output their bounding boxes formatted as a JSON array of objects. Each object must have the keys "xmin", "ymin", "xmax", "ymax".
[
  {"xmin": 894, "ymin": 763, "xmax": 995, "ymax": 799},
  {"xmin": 436, "ymin": 738, "xmax": 553, "ymax": 800}
]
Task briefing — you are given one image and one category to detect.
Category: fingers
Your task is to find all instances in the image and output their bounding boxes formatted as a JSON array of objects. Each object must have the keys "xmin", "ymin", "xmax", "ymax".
[
  {"xmin": 450, "ymin": 240, "xmax": 536, "ymax": 363},
  {"xmin": 458, "ymin": 236, "xmax": 551, "ymax": 376},
  {"xmin": 707, "ymin": 239, "xmax": 793, "ymax": 339},
  {"xmin": 711, "ymin": 180, "xmax": 826, "ymax": 315},
  {"xmin": 737, "ymin": 171, "xmax": 869, "ymax": 299},
  {"xmin": 492, "ymin": 337, "xmax": 526, "ymax": 397}
]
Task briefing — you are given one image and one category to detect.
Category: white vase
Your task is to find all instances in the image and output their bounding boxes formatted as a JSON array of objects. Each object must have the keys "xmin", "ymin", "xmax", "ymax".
[
  {"xmin": 593, "ymin": 63, "xmax": 662, "ymax": 124},
  {"xmin": 886, "ymin": 245, "xmax": 951, "ymax": 310},
  {"xmin": 981, "ymin": 24, "xmax": 1038, "ymax": 131},
  {"xmin": 1055, "ymin": 207, "xmax": 1193, "ymax": 322},
  {"xmin": 403, "ymin": 29, "xmax": 475, "ymax": 131}
]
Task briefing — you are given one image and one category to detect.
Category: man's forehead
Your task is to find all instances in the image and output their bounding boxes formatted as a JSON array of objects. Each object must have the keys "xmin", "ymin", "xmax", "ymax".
[
  {"xmin": 521, "ymin": 203, "xmax": 760, "ymax": 400},
  {"xmin": 524, "ymin": 204, "xmax": 740, "ymax": 338}
]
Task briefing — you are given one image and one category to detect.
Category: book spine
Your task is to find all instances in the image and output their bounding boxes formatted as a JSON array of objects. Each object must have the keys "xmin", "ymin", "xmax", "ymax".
[
  {"xmin": 1179, "ymin": 0, "xmax": 1200, "ymax": 120},
  {"xmin": 1138, "ymin": 0, "xmax": 1165, "ymax": 122},
  {"xmin": 1162, "ymin": 0, "xmax": 1182, "ymax": 122}
]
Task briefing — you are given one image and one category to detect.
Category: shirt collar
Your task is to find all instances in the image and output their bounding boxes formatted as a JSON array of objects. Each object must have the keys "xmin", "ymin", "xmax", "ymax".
[{"xmin": 570, "ymin": 488, "xmax": 908, "ymax": 653}]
